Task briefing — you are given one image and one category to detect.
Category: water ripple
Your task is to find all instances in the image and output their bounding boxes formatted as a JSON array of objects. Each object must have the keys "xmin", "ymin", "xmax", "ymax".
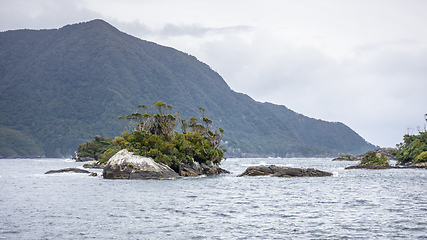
[{"xmin": 0, "ymin": 158, "xmax": 426, "ymax": 239}]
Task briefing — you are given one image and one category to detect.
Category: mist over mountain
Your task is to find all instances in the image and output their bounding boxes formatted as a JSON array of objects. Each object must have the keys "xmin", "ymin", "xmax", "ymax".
[{"xmin": 0, "ymin": 19, "xmax": 375, "ymax": 158}]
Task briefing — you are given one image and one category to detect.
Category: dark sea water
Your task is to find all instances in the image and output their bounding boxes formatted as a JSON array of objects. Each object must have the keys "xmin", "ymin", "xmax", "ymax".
[{"xmin": 1, "ymin": 157, "xmax": 426, "ymax": 239}]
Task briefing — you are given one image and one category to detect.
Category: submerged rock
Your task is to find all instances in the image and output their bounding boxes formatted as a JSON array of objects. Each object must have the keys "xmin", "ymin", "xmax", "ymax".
[
  {"xmin": 102, "ymin": 149, "xmax": 179, "ymax": 179},
  {"xmin": 237, "ymin": 165, "xmax": 333, "ymax": 177},
  {"xmin": 45, "ymin": 168, "xmax": 91, "ymax": 174}
]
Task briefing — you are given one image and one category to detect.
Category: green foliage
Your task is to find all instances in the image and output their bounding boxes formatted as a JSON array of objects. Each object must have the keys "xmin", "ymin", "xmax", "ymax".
[
  {"xmin": 395, "ymin": 131, "xmax": 427, "ymax": 164},
  {"xmin": 360, "ymin": 152, "xmax": 390, "ymax": 166},
  {"xmin": 119, "ymin": 102, "xmax": 226, "ymax": 171},
  {"xmin": 100, "ymin": 148, "xmax": 119, "ymax": 163},
  {"xmin": 77, "ymin": 136, "xmax": 120, "ymax": 163},
  {"xmin": 415, "ymin": 151, "xmax": 427, "ymax": 162}
]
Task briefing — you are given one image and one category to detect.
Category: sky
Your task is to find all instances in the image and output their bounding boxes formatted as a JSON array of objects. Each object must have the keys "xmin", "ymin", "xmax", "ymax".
[{"xmin": 1, "ymin": 0, "xmax": 426, "ymax": 147}]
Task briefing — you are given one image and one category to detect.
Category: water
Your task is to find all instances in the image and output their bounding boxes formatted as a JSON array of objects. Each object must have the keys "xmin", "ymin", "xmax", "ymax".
[{"xmin": 1, "ymin": 158, "xmax": 426, "ymax": 239}]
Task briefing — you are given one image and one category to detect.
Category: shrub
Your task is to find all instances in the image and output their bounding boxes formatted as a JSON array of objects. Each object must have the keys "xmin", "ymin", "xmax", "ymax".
[
  {"xmin": 415, "ymin": 151, "xmax": 427, "ymax": 163},
  {"xmin": 99, "ymin": 148, "xmax": 119, "ymax": 164},
  {"xmin": 360, "ymin": 152, "xmax": 389, "ymax": 166},
  {"xmin": 77, "ymin": 136, "xmax": 119, "ymax": 162},
  {"xmin": 78, "ymin": 102, "xmax": 226, "ymax": 172},
  {"xmin": 395, "ymin": 131, "xmax": 427, "ymax": 164}
]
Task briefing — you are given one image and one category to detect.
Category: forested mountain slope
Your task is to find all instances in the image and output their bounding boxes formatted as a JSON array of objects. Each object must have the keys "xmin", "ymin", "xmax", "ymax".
[{"xmin": 0, "ymin": 19, "xmax": 375, "ymax": 158}]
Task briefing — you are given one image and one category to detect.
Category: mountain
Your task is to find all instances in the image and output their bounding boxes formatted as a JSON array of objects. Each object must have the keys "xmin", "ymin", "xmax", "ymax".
[{"xmin": 0, "ymin": 19, "xmax": 375, "ymax": 158}]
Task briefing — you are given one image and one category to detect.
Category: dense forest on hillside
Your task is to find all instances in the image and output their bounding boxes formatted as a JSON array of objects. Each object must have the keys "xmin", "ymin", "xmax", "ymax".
[{"xmin": 0, "ymin": 20, "xmax": 376, "ymax": 158}]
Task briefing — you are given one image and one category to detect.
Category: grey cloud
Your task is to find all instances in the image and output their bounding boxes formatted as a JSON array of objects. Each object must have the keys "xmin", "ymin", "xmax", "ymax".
[
  {"xmin": 112, "ymin": 20, "xmax": 154, "ymax": 37},
  {"xmin": 196, "ymin": 34, "xmax": 427, "ymax": 147},
  {"xmin": 111, "ymin": 20, "xmax": 254, "ymax": 40},
  {"xmin": 0, "ymin": 0, "xmax": 102, "ymax": 31},
  {"xmin": 158, "ymin": 24, "xmax": 254, "ymax": 38},
  {"xmin": 354, "ymin": 38, "xmax": 422, "ymax": 53}
]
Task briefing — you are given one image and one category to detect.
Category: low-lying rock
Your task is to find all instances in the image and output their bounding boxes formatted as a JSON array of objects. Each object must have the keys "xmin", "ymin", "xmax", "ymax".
[
  {"xmin": 397, "ymin": 161, "xmax": 427, "ymax": 167},
  {"xmin": 103, "ymin": 149, "xmax": 179, "ymax": 179},
  {"xmin": 72, "ymin": 155, "xmax": 96, "ymax": 162},
  {"xmin": 45, "ymin": 168, "xmax": 91, "ymax": 174},
  {"xmin": 345, "ymin": 165, "xmax": 395, "ymax": 170},
  {"xmin": 345, "ymin": 164, "xmax": 427, "ymax": 169},
  {"xmin": 237, "ymin": 165, "xmax": 333, "ymax": 177},
  {"xmin": 83, "ymin": 162, "xmax": 105, "ymax": 169},
  {"xmin": 179, "ymin": 162, "xmax": 230, "ymax": 177},
  {"xmin": 332, "ymin": 155, "xmax": 358, "ymax": 161}
]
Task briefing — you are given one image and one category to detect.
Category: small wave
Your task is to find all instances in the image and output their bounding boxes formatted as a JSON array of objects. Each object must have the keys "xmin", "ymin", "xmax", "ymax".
[
  {"xmin": 62, "ymin": 159, "xmax": 75, "ymax": 162},
  {"xmin": 1, "ymin": 230, "xmax": 21, "ymax": 234},
  {"xmin": 241, "ymin": 163, "xmax": 256, "ymax": 167}
]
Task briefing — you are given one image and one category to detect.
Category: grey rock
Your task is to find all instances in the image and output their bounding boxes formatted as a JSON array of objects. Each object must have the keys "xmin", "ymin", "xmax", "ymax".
[
  {"xmin": 45, "ymin": 168, "xmax": 91, "ymax": 174},
  {"xmin": 237, "ymin": 165, "xmax": 332, "ymax": 177},
  {"xmin": 345, "ymin": 165, "xmax": 394, "ymax": 169},
  {"xmin": 345, "ymin": 164, "xmax": 427, "ymax": 169},
  {"xmin": 102, "ymin": 149, "xmax": 179, "ymax": 180},
  {"xmin": 332, "ymin": 155, "xmax": 358, "ymax": 161},
  {"xmin": 179, "ymin": 161, "xmax": 230, "ymax": 177},
  {"xmin": 75, "ymin": 156, "xmax": 96, "ymax": 162},
  {"xmin": 83, "ymin": 162, "xmax": 105, "ymax": 169}
]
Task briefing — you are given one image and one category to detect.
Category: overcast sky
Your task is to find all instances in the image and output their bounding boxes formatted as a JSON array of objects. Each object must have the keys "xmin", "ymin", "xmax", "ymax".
[{"xmin": 1, "ymin": 0, "xmax": 426, "ymax": 147}]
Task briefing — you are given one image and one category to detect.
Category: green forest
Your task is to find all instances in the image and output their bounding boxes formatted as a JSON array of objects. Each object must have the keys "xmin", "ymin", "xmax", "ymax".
[{"xmin": 0, "ymin": 20, "xmax": 376, "ymax": 158}]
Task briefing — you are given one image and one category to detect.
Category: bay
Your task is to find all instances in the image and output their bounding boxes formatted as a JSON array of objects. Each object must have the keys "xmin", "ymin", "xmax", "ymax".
[{"xmin": 0, "ymin": 157, "xmax": 426, "ymax": 239}]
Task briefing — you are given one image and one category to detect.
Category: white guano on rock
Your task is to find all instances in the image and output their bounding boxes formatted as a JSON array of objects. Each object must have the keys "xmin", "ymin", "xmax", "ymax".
[{"xmin": 102, "ymin": 149, "xmax": 179, "ymax": 179}]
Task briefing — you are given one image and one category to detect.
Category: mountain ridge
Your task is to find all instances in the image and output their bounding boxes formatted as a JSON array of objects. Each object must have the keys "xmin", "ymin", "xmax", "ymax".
[{"xmin": 0, "ymin": 19, "xmax": 376, "ymax": 158}]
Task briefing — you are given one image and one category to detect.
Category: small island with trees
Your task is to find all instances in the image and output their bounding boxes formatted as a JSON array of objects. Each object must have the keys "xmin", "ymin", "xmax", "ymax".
[
  {"xmin": 75, "ymin": 102, "xmax": 229, "ymax": 179},
  {"xmin": 345, "ymin": 114, "xmax": 427, "ymax": 169}
]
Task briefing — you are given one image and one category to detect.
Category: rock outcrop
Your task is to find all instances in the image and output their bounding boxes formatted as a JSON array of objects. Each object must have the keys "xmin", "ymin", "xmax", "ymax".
[
  {"xmin": 45, "ymin": 168, "xmax": 91, "ymax": 174},
  {"xmin": 345, "ymin": 164, "xmax": 426, "ymax": 169},
  {"xmin": 237, "ymin": 165, "xmax": 333, "ymax": 177},
  {"xmin": 72, "ymin": 155, "xmax": 96, "ymax": 162},
  {"xmin": 332, "ymin": 155, "xmax": 358, "ymax": 161},
  {"xmin": 179, "ymin": 162, "xmax": 230, "ymax": 177},
  {"xmin": 368, "ymin": 148, "xmax": 397, "ymax": 160},
  {"xmin": 102, "ymin": 149, "xmax": 180, "ymax": 179},
  {"xmin": 345, "ymin": 165, "xmax": 395, "ymax": 170},
  {"xmin": 333, "ymin": 148, "xmax": 397, "ymax": 162},
  {"xmin": 83, "ymin": 162, "xmax": 105, "ymax": 169}
]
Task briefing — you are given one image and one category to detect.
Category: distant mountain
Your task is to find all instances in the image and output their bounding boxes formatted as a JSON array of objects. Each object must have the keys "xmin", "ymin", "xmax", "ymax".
[{"xmin": 0, "ymin": 19, "xmax": 376, "ymax": 158}]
